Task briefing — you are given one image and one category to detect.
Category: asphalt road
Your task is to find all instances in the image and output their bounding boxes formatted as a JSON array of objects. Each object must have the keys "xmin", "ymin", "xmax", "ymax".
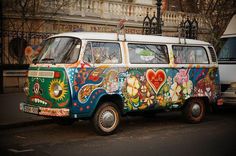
[{"xmin": 0, "ymin": 107, "xmax": 236, "ymax": 156}]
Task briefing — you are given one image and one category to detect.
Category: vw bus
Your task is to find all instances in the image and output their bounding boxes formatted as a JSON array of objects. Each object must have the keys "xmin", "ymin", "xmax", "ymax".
[{"xmin": 20, "ymin": 32, "xmax": 222, "ymax": 135}]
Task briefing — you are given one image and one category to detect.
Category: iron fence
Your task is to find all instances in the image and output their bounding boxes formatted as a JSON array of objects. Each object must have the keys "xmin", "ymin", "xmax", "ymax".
[{"xmin": 1, "ymin": 30, "xmax": 55, "ymax": 65}]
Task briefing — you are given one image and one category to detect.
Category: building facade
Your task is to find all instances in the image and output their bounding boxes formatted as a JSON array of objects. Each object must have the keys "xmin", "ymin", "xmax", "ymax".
[{"xmin": 0, "ymin": 0, "xmax": 210, "ymax": 93}]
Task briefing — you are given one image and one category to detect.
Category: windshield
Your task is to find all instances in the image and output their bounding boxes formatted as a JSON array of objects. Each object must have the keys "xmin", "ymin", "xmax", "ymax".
[
  {"xmin": 218, "ymin": 37, "xmax": 236, "ymax": 62},
  {"xmin": 36, "ymin": 37, "xmax": 81, "ymax": 64}
]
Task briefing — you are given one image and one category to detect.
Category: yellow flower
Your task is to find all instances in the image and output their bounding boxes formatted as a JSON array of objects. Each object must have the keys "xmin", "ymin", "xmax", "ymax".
[
  {"xmin": 170, "ymin": 82, "xmax": 181, "ymax": 102},
  {"xmin": 141, "ymin": 85, "xmax": 147, "ymax": 93},
  {"xmin": 183, "ymin": 80, "xmax": 193, "ymax": 95},
  {"xmin": 127, "ymin": 76, "xmax": 140, "ymax": 96},
  {"xmin": 144, "ymin": 91, "xmax": 154, "ymax": 106},
  {"xmin": 157, "ymin": 96, "xmax": 164, "ymax": 104}
]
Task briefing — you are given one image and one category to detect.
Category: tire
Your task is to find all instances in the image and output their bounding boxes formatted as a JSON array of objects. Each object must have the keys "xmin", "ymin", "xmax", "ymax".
[
  {"xmin": 92, "ymin": 102, "xmax": 120, "ymax": 135},
  {"xmin": 183, "ymin": 98, "xmax": 206, "ymax": 123}
]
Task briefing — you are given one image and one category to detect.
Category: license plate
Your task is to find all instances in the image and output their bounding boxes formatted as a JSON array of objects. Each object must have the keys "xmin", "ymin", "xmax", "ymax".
[{"xmin": 24, "ymin": 105, "xmax": 39, "ymax": 114}]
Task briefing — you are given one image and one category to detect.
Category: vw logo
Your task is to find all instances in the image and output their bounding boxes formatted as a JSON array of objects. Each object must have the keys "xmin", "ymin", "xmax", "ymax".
[{"xmin": 34, "ymin": 82, "xmax": 40, "ymax": 94}]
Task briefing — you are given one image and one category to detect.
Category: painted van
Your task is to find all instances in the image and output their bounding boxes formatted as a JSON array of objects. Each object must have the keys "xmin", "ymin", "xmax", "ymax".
[{"xmin": 20, "ymin": 32, "xmax": 222, "ymax": 135}]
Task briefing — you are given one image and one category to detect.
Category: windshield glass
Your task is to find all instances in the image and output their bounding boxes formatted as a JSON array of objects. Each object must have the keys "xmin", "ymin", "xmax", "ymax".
[
  {"xmin": 218, "ymin": 37, "xmax": 236, "ymax": 61},
  {"xmin": 36, "ymin": 37, "xmax": 81, "ymax": 64}
]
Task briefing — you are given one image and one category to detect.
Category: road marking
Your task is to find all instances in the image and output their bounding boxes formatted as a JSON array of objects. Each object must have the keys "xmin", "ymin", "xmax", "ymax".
[
  {"xmin": 16, "ymin": 135, "xmax": 26, "ymax": 139},
  {"xmin": 8, "ymin": 148, "xmax": 35, "ymax": 153}
]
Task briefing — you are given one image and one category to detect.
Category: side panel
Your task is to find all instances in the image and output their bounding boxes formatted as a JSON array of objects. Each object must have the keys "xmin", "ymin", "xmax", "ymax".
[
  {"xmin": 66, "ymin": 66, "xmax": 126, "ymax": 117},
  {"xmin": 219, "ymin": 64, "xmax": 236, "ymax": 84},
  {"xmin": 66, "ymin": 65, "xmax": 221, "ymax": 118},
  {"xmin": 219, "ymin": 63, "xmax": 236, "ymax": 103}
]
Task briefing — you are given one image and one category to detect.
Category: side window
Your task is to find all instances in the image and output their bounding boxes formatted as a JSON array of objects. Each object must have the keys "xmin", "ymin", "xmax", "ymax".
[
  {"xmin": 172, "ymin": 46, "xmax": 209, "ymax": 64},
  {"xmin": 208, "ymin": 46, "xmax": 217, "ymax": 62},
  {"xmin": 83, "ymin": 42, "xmax": 121, "ymax": 64},
  {"xmin": 83, "ymin": 42, "xmax": 92, "ymax": 63},
  {"xmin": 128, "ymin": 43, "xmax": 169, "ymax": 64},
  {"xmin": 66, "ymin": 44, "xmax": 81, "ymax": 63}
]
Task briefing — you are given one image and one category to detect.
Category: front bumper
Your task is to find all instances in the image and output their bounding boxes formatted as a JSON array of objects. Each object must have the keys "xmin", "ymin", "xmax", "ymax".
[
  {"xmin": 222, "ymin": 91, "xmax": 236, "ymax": 104},
  {"xmin": 19, "ymin": 102, "xmax": 70, "ymax": 117}
]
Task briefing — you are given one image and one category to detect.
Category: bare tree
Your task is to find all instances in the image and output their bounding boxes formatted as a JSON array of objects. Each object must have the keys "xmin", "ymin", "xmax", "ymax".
[
  {"xmin": 3, "ymin": 0, "xmax": 79, "ymax": 35},
  {"xmin": 2, "ymin": 0, "xmax": 79, "ymax": 64},
  {"xmin": 176, "ymin": 0, "xmax": 236, "ymax": 46}
]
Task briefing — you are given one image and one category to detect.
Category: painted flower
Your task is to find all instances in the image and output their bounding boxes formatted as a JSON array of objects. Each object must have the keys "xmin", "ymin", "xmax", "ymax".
[
  {"xmin": 197, "ymin": 89, "xmax": 204, "ymax": 96},
  {"xmin": 127, "ymin": 76, "xmax": 140, "ymax": 96},
  {"xmin": 141, "ymin": 85, "xmax": 147, "ymax": 93},
  {"xmin": 157, "ymin": 96, "xmax": 165, "ymax": 106},
  {"xmin": 167, "ymin": 76, "xmax": 172, "ymax": 85},
  {"xmin": 205, "ymin": 87, "xmax": 212, "ymax": 97},
  {"xmin": 183, "ymin": 80, "xmax": 193, "ymax": 95},
  {"xmin": 139, "ymin": 104, "xmax": 148, "ymax": 110},
  {"xmin": 163, "ymin": 84, "xmax": 170, "ymax": 93},
  {"xmin": 140, "ymin": 76, "xmax": 145, "ymax": 82},
  {"xmin": 170, "ymin": 82, "xmax": 181, "ymax": 102},
  {"xmin": 144, "ymin": 91, "xmax": 154, "ymax": 106},
  {"xmin": 175, "ymin": 69, "xmax": 189, "ymax": 85}
]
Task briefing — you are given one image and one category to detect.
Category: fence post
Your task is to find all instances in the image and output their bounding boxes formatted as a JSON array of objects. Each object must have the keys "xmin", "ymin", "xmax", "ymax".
[{"xmin": 0, "ymin": 0, "xmax": 3, "ymax": 93}]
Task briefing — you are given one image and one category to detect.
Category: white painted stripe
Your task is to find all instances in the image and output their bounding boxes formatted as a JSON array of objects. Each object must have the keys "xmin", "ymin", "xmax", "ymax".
[
  {"xmin": 28, "ymin": 70, "xmax": 54, "ymax": 78},
  {"xmin": 8, "ymin": 148, "xmax": 35, "ymax": 153}
]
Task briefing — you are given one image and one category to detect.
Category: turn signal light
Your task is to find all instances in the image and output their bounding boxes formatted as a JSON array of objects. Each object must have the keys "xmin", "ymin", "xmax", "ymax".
[{"xmin": 54, "ymin": 72, "xmax": 61, "ymax": 78}]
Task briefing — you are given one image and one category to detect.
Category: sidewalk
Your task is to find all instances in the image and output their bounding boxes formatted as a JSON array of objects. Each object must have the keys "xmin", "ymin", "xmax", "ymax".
[{"xmin": 0, "ymin": 93, "xmax": 51, "ymax": 129}]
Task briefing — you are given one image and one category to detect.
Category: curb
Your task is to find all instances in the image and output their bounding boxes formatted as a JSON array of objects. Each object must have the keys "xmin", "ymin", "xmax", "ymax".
[{"xmin": 0, "ymin": 119, "xmax": 53, "ymax": 130}]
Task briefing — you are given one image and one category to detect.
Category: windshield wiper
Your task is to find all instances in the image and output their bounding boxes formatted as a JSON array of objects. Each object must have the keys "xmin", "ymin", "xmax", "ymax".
[
  {"xmin": 41, "ymin": 58, "xmax": 56, "ymax": 64},
  {"xmin": 41, "ymin": 58, "xmax": 54, "ymax": 61}
]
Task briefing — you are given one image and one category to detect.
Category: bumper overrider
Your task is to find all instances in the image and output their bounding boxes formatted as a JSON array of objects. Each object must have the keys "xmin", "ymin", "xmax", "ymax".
[{"xmin": 19, "ymin": 102, "xmax": 70, "ymax": 117}]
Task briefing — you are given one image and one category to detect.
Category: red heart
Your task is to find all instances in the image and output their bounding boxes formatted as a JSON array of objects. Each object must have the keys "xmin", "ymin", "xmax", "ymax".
[{"xmin": 146, "ymin": 69, "xmax": 166, "ymax": 94}]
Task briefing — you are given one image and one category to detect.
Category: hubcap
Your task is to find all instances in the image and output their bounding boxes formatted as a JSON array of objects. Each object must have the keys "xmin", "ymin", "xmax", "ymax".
[
  {"xmin": 192, "ymin": 103, "xmax": 201, "ymax": 117},
  {"xmin": 100, "ymin": 110, "xmax": 115, "ymax": 128}
]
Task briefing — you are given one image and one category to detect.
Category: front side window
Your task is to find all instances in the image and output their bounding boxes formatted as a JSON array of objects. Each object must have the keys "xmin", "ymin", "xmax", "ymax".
[
  {"xmin": 83, "ymin": 42, "xmax": 121, "ymax": 64},
  {"xmin": 37, "ymin": 37, "xmax": 80, "ymax": 64},
  {"xmin": 128, "ymin": 44, "xmax": 169, "ymax": 64},
  {"xmin": 172, "ymin": 46, "xmax": 209, "ymax": 64}
]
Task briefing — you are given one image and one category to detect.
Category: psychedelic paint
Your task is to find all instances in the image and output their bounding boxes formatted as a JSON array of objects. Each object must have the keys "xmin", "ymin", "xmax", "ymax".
[
  {"xmin": 61, "ymin": 63, "xmax": 221, "ymax": 116},
  {"xmin": 23, "ymin": 61, "xmax": 221, "ymax": 118}
]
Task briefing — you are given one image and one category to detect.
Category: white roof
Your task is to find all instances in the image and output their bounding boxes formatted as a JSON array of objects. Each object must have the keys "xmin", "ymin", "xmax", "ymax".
[
  {"xmin": 221, "ymin": 14, "xmax": 236, "ymax": 38},
  {"xmin": 51, "ymin": 32, "xmax": 210, "ymax": 45}
]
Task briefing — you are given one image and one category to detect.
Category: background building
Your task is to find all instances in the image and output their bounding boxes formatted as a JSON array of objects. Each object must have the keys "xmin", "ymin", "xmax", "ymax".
[{"xmin": 1, "ymin": 0, "xmax": 235, "ymax": 93}]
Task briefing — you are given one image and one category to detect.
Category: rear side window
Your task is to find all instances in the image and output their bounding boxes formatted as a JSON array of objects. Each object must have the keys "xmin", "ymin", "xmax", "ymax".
[
  {"xmin": 128, "ymin": 43, "xmax": 169, "ymax": 64},
  {"xmin": 83, "ymin": 42, "xmax": 122, "ymax": 64},
  {"xmin": 208, "ymin": 46, "xmax": 217, "ymax": 62},
  {"xmin": 172, "ymin": 46, "xmax": 209, "ymax": 64}
]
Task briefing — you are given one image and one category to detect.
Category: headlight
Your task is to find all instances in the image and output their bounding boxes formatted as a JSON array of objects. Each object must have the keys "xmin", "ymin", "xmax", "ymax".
[{"xmin": 53, "ymin": 84, "xmax": 62, "ymax": 97}]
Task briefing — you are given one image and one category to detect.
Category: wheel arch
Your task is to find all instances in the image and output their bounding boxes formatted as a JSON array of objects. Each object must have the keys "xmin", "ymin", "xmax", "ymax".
[
  {"xmin": 92, "ymin": 94, "xmax": 124, "ymax": 116},
  {"xmin": 183, "ymin": 96, "xmax": 210, "ymax": 111}
]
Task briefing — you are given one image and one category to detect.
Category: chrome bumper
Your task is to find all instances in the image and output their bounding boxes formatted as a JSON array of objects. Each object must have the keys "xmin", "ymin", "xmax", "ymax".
[
  {"xmin": 19, "ymin": 102, "xmax": 70, "ymax": 117},
  {"xmin": 222, "ymin": 91, "xmax": 236, "ymax": 104}
]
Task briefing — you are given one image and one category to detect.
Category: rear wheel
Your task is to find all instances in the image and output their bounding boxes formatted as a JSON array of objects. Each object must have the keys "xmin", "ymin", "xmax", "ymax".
[
  {"xmin": 92, "ymin": 102, "xmax": 120, "ymax": 135},
  {"xmin": 183, "ymin": 98, "xmax": 206, "ymax": 123}
]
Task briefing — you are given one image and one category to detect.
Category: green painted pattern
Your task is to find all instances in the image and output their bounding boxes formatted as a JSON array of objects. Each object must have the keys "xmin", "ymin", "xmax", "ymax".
[{"xmin": 26, "ymin": 67, "xmax": 70, "ymax": 108}]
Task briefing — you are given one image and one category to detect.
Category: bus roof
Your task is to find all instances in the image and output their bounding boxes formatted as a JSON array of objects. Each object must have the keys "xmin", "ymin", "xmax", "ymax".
[
  {"xmin": 221, "ymin": 14, "xmax": 236, "ymax": 38},
  {"xmin": 51, "ymin": 32, "xmax": 210, "ymax": 45}
]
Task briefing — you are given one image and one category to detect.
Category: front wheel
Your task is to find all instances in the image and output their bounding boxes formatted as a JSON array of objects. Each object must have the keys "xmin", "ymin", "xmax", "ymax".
[
  {"xmin": 183, "ymin": 98, "xmax": 206, "ymax": 123},
  {"xmin": 92, "ymin": 102, "xmax": 120, "ymax": 135}
]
